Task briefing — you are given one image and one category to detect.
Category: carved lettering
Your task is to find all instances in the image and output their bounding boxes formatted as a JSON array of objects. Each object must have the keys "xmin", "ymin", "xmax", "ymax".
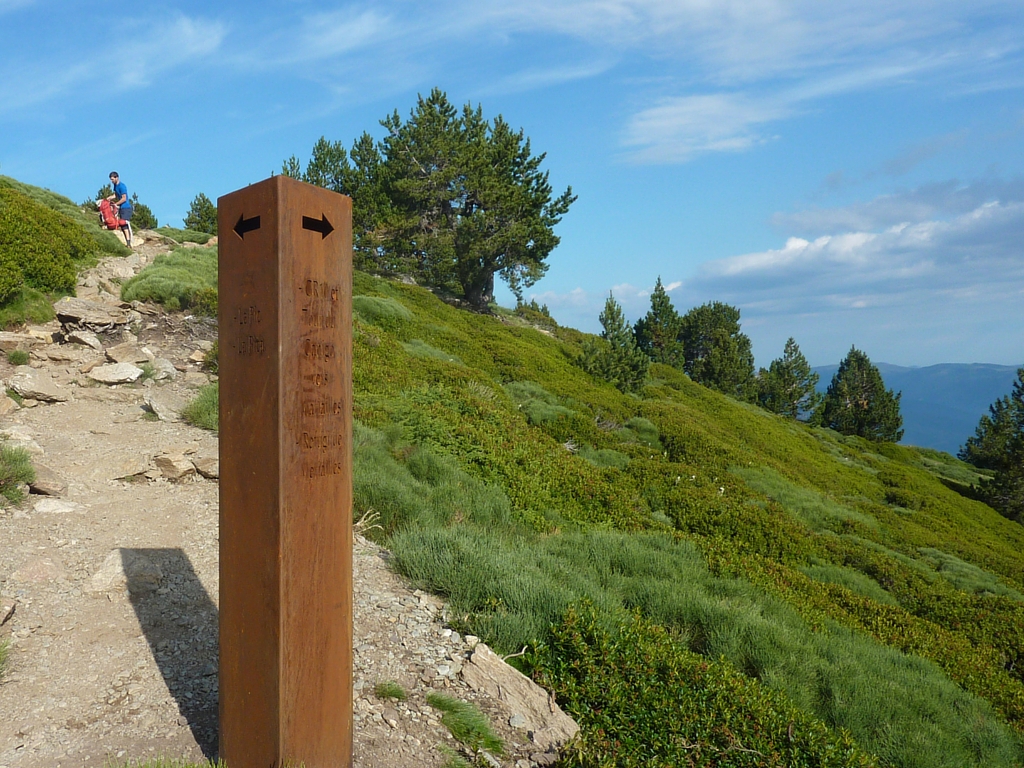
[
  {"xmin": 303, "ymin": 339, "xmax": 336, "ymax": 362},
  {"xmin": 303, "ymin": 460, "xmax": 345, "ymax": 479},
  {"xmin": 235, "ymin": 305, "xmax": 262, "ymax": 326},
  {"xmin": 302, "ymin": 399, "xmax": 345, "ymax": 417},
  {"xmin": 235, "ymin": 334, "xmax": 266, "ymax": 356}
]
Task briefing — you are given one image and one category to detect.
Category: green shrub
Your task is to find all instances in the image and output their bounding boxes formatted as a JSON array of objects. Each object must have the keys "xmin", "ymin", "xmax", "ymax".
[
  {"xmin": 918, "ymin": 548, "xmax": 1024, "ymax": 601},
  {"xmin": 181, "ymin": 383, "xmax": 218, "ymax": 432},
  {"xmin": 0, "ymin": 286, "xmax": 55, "ymax": 328},
  {"xmin": 401, "ymin": 339, "xmax": 462, "ymax": 365},
  {"xmin": 5, "ymin": 349, "xmax": 28, "ymax": 366},
  {"xmin": 504, "ymin": 381, "xmax": 576, "ymax": 426},
  {"xmin": 0, "ymin": 187, "xmax": 94, "ymax": 300},
  {"xmin": 577, "ymin": 445, "xmax": 630, "ymax": 470},
  {"xmin": 0, "ymin": 174, "xmax": 126, "ymax": 257},
  {"xmin": 426, "ymin": 692, "xmax": 503, "ymax": 754},
  {"xmin": 0, "ymin": 442, "xmax": 34, "ymax": 503},
  {"xmin": 538, "ymin": 604, "xmax": 878, "ymax": 768},
  {"xmin": 121, "ymin": 246, "xmax": 217, "ymax": 311},
  {"xmin": 353, "ymin": 295, "xmax": 413, "ymax": 329},
  {"xmin": 202, "ymin": 341, "xmax": 219, "ymax": 374}
]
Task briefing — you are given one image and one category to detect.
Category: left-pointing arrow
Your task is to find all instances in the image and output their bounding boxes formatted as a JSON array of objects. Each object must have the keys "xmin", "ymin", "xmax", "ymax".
[{"xmin": 233, "ymin": 214, "xmax": 261, "ymax": 239}]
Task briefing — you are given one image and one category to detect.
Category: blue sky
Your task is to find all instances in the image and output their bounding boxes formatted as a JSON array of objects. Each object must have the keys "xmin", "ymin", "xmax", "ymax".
[{"xmin": 2, "ymin": 0, "xmax": 1023, "ymax": 368}]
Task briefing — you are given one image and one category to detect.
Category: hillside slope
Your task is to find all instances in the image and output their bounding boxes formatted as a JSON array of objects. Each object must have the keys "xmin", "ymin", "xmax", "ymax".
[{"xmin": 347, "ymin": 273, "xmax": 1024, "ymax": 767}]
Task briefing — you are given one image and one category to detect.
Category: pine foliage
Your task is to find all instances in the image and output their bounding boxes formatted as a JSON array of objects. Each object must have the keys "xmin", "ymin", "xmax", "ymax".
[
  {"xmin": 581, "ymin": 293, "xmax": 649, "ymax": 394},
  {"xmin": 758, "ymin": 337, "xmax": 822, "ymax": 419},
  {"xmin": 815, "ymin": 346, "xmax": 903, "ymax": 442},
  {"xmin": 285, "ymin": 88, "xmax": 575, "ymax": 308},
  {"xmin": 184, "ymin": 193, "xmax": 217, "ymax": 234},
  {"xmin": 678, "ymin": 301, "xmax": 756, "ymax": 401},
  {"xmin": 633, "ymin": 277, "xmax": 683, "ymax": 366},
  {"xmin": 961, "ymin": 368, "xmax": 1024, "ymax": 522}
]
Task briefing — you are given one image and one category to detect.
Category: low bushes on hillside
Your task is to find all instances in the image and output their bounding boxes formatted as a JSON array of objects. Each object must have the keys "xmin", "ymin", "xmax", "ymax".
[
  {"xmin": 0, "ymin": 175, "xmax": 128, "ymax": 258},
  {"xmin": 120, "ymin": 246, "xmax": 217, "ymax": 313},
  {"xmin": 0, "ymin": 187, "xmax": 95, "ymax": 302}
]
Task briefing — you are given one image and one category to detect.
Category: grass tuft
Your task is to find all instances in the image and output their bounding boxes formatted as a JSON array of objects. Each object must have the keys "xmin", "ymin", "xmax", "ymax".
[
  {"xmin": 181, "ymin": 383, "xmax": 218, "ymax": 432},
  {"xmin": 0, "ymin": 442, "xmax": 34, "ymax": 503},
  {"xmin": 426, "ymin": 692, "xmax": 503, "ymax": 754},
  {"xmin": 6, "ymin": 349, "xmax": 28, "ymax": 366},
  {"xmin": 374, "ymin": 680, "xmax": 407, "ymax": 701}
]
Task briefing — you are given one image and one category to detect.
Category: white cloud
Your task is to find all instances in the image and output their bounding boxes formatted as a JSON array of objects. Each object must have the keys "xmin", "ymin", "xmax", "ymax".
[{"xmin": 623, "ymin": 92, "xmax": 789, "ymax": 163}]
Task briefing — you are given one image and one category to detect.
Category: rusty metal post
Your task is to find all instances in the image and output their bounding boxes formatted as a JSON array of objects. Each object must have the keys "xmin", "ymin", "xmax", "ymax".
[{"xmin": 217, "ymin": 175, "xmax": 353, "ymax": 767}]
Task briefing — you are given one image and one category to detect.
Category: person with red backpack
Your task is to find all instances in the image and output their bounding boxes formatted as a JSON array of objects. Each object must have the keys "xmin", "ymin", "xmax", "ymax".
[{"xmin": 104, "ymin": 171, "xmax": 133, "ymax": 246}]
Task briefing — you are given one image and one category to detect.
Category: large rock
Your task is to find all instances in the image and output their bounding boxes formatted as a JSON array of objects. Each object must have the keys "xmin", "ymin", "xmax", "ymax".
[
  {"xmin": 6, "ymin": 366, "xmax": 69, "ymax": 402},
  {"xmin": 53, "ymin": 296, "xmax": 135, "ymax": 332},
  {"xmin": 154, "ymin": 453, "xmax": 196, "ymax": 480},
  {"xmin": 32, "ymin": 497, "xmax": 80, "ymax": 514},
  {"xmin": 0, "ymin": 396, "xmax": 19, "ymax": 416},
  {"xmin": 67, "ymin": 329, "xmax": 103, "ymax": 351},
  {"xmin": 87, "ymin": 549, "xmax": 163, "ymax": 595},
  {"xmin": 29, "ymin": 461, "xmax": 67, "ymax": 496},
  {"xmin": 105, "ymin": 342, "xmax": 152, "ymax": 365},
  {"xmin": 151, "ymin": 357, "xmax": 177, "ymax": 381},
  {"xmin": 462, "ymin": 643, "xmax": 579, "ymax": 752},
  {"xmin": 193, "ymin": 456, "xmax": 219, "ymax": 479},
  {"xmin": 88, "ymin": 362, "xmax": 144, "ymax": 384},
  {"xmin": 143, "ymin": 389, "xmax": 186, "ymax": 422}
]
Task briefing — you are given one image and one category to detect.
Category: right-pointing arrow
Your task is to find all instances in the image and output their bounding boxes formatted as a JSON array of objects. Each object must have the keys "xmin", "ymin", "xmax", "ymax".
[{"xmin": 302, "ymin": 214, "xmax": 334, "ymax": 239}]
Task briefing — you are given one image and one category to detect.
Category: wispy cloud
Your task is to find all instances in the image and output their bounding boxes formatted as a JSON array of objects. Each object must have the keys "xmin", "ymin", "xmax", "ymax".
[
  {"xmin": 773, "ymin": 177, "xmax": 1024, "ymax": 234},
  {"xmin": 0, "ymin": 14, "xmax": 225, "ymax": 118},
  {"xmin": 623, "ymin": 92, "xmax": 788, "ymax": 163}
]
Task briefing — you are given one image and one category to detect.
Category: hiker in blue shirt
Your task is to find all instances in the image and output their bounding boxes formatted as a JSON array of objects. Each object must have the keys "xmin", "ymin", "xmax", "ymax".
[{"xmin": 105, "ymin": 171, "xmax": 134, "ymax": 246}]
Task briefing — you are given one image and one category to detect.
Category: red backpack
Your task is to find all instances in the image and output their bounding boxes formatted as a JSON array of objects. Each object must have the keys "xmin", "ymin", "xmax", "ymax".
[{"xmin": 98, "ymin": 199, "xmax": 127, "ymax": 230}]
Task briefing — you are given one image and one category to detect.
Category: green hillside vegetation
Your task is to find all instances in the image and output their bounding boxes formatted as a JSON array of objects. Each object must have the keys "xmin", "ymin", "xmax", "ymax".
[
  {"xmin": 0, "ymin": 176, "xmax": 131, "ymax": 326},
  {"xmin": 120, "ymin": 245, "xmax": 217, "ymax": 314},
  {"xmin": 157, "ymin": 253, "xmax": 1024, "ymax": 766}
]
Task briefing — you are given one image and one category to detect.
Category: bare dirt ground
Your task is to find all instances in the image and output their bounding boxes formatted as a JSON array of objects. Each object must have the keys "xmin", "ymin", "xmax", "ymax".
[{"xmin": 0, "ymin": 236, "xmax": 571, "ymax": 768}]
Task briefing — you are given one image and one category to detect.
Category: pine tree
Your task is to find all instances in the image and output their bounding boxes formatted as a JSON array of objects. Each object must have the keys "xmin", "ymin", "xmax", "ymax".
[
  {"xmin": 289, "ymin": 88, "xmax": 575, "ymax": 307},
  {"xmin": 184, "ymin": 193, "xmax": 217, "ymax": 234},
  {"xmin": 961, "ymin": 368, "xmax": 1024, "ymax": 522},
  {"xmin": 757, "ymin": 338, "xmax": 821, "ymax": 419},
  {"xmin": 815, "ymin": 347, "xmax": 903, "ymax": 442},
  {"xmin": 129, "ymin": 193, "xmax": 158, "ymax": 229},
  {"xmin": 634, "ymin": 277, "xmax": 683, "ymax": 367},
  {"xmin": 678, "ymin": 301, "xmax": 756, "ymax": 400},
  {"xmin": 581, "ymin": 293, "xmax": 649, "ymax": 394}
]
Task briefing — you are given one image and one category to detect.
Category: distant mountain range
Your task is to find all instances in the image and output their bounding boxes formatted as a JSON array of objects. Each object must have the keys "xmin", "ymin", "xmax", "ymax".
[{"xmin": 812, "ymin": 363, "xmax": 1021, "ymax": 456}]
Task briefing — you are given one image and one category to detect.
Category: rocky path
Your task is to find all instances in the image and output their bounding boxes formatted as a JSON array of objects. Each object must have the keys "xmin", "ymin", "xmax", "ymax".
[{"xmin": 0, "ymin": 235, "xmax": 576, "ymax": 768}]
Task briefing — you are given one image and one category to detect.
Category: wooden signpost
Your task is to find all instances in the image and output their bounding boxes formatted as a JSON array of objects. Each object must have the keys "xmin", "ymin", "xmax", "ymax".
[{"xmin": 217, "ymin": 175, "xmax": 353, "ymax": 767}]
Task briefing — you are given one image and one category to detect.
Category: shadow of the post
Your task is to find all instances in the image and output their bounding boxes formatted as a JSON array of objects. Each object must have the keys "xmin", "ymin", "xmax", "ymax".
[{"xmin": 121, "ymin": 547, "xmax": 219, "ymax": 759}]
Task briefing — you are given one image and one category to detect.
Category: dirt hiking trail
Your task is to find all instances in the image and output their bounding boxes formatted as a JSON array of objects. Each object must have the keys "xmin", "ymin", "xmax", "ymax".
[{"xmin": 0, "ymin": 234, "xmax": 576, "ymax": 768}]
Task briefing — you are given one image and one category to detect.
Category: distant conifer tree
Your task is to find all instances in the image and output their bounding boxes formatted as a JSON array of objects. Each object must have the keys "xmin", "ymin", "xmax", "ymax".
[
  {"xmin": 581, "ymin": 293, "xmax": 649, "ymax": 394},
  {"xmin": 757, "ymin": 338, "xmax": 821, "ymax": 419},
  {"xmin": 634, "ymin": 277, "xmax": 683, "ymax": 367},
  {"xmin": 184, "ymin": 193, "xmax": 217, "ymax": 234},
  {"xmin": 678, "ymin": 301, "xmax": 756, "ymax": 401},
  {"xmin": 814, "ymin": 346, "xmax": 903, "ymax": 442},
  {"xmin": 961, "ymin": 367, "xmax": 1024, "ymax": 522}
]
